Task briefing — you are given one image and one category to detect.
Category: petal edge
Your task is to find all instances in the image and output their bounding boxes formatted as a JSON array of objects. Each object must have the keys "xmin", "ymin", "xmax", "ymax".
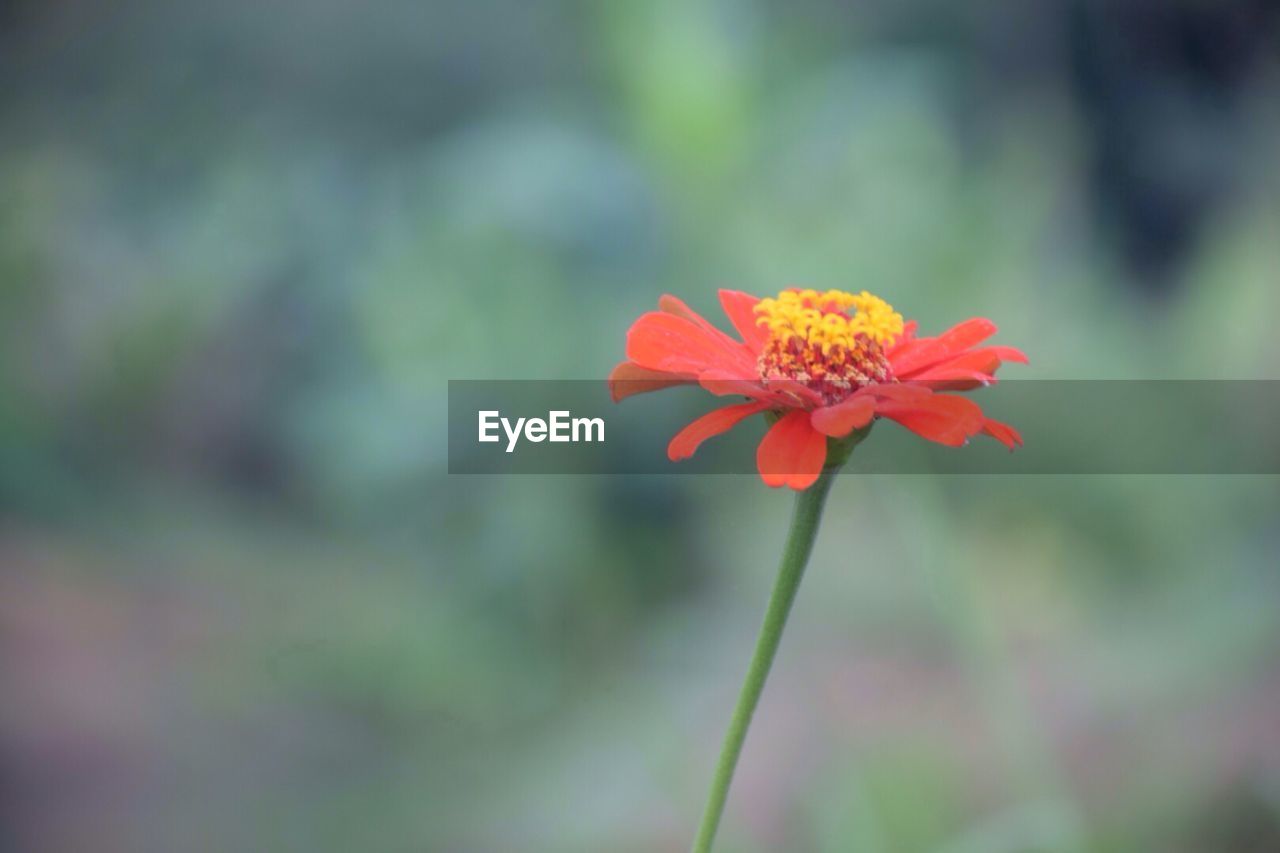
[{"xmin": 668, "ymin": 401, "xmax": 770, "ymax": 461}]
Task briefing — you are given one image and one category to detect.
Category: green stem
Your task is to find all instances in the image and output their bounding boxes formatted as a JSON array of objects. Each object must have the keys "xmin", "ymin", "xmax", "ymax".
[{"xmin": 691, "ymin": 464, "xmax": 840, "ymax": 853}]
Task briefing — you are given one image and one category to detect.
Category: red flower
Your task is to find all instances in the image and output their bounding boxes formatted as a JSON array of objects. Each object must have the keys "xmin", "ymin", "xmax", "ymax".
[{"xmin": 610, "ymin": 288, "xmax": 1027, "ymax": 490}]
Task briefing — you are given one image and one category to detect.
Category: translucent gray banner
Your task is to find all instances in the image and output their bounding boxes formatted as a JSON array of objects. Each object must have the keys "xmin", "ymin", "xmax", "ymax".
[{"xmin": 448, "ymin": 380, "xmax": 1280, "ymax": 475}]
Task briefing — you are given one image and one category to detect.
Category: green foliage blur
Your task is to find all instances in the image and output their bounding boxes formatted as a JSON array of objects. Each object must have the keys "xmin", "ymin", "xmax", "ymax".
[{"xmin": 2, "ymin": 1, "xmax": 1279, "ymax": 851}]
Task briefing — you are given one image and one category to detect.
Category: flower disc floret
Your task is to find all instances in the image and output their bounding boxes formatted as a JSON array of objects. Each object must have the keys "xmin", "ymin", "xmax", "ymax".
[{"xmin": 753, "ymin": 289, "xmax": 903, "ymax": 404}]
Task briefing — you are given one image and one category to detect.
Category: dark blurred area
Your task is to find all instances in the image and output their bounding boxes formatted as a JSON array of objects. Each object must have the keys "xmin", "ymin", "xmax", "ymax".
[{"xmin": 2, "ymin": 1, "xmax": 1279, "ymax": 850}]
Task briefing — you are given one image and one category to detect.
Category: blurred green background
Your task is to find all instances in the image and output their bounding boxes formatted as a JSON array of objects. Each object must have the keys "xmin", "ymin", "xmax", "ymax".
[{"xmin": 3, "ymin": 1, "xmax": 1280, "ymax": 851}]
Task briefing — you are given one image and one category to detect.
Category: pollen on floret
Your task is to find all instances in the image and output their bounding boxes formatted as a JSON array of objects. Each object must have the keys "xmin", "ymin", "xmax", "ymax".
[{"xmin": 753, "ymin": 288, "xmax": 903, "ymax": 404}]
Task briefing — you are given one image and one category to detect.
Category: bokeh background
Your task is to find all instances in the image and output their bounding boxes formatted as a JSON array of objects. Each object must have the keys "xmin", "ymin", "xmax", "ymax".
[{"xmin": 3, "ymin": 1, "xmax": 1280, "ymax": 850}]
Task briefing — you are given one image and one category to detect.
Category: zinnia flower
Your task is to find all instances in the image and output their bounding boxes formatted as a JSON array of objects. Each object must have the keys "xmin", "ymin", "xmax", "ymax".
[{"xmin": 610, "ymin": 288, "xmax": 1026, "ymax": 489}]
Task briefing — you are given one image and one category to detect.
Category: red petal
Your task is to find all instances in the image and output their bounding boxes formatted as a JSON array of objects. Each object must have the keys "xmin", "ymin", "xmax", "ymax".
[
  {"xmin": 982, "ymin": 417, "xmax": 1023, "ymax": 450},
  {"xmin": 759, "ymin": 378, "xmax": 826, "ymax": 408},
  {"xmin": 810, "ymin": 394, "xmax": 876, "ymax": 437},
  {"xmin": 887, "ymin": 337, "xmax": 954, "ymax": 377},
  {"xmin": 608, "ymin": 361, "xmax": 694, "ymax": 402},
  {"xmin": 985, "ymin": 345, "xmax": 1029, "ymax": 364},
  {"xmin": 877, "ymin": 393, "xmax": 985, "ymax": 447},
  {"xmin": 905, "ymin": 346, "xmax": 1027, "ymax": 389},
  {"xmin": 718, "ymin": 289, "xmax": 768, "ymax": 353},
  {"xmin": 697, "ymin": 369, "xmax": 802, "ymax": 408},
  {"xmin": 892, "ymin": 319, "xmax": 1027, "ymax": 378},
  {"xmin": 658, "ymin": 294, "xmax": 741, "ymax": 349},
  {"xmin": 626, "ymin": 311, "xmax": 756, "ymax": 376},
  {"xmin": 862, "ymin": 382, "xmax": 933, "ymax": 402},
  {"xmin": 756, "ymin": 410, "xmax": 828, "ymax": 490},
  {"xmin": 912, "ymin": 349, "xmax": 1000, "ymax": 378},
  {"xmin": 909, "ymin": 369, "xmax": 997, "ymax": 392},
  {"xmin": 936, "ymin": 317, "xmax": 997, "ymax": 352},
  {"xmin": 668, "ymin": 401, "xmax": 770, "ymax": 461}
]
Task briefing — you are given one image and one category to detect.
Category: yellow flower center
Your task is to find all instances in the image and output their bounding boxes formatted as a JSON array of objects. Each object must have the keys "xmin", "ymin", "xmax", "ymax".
[{"xmin": 753, "ymin": 288, "xmax": 903, "ymax": 403}]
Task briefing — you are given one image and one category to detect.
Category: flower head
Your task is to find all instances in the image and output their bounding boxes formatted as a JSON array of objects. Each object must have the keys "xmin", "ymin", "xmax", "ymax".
[
  {"xmin": 610, "ymin": 287, "xmax": 1027, "ymax": 489},
  {"xmin": 754, "ymin": 289, "xmax": 899, "ymax": 402}
]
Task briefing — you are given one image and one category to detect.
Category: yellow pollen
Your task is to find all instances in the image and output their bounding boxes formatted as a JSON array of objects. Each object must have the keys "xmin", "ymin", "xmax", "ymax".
[
  {"xmin": 753, "ymin": 288, "xmax": 903, "ymax": 349},
  {"xmin": 752, "ymin": 288, "xmax": 903, "ymax": 404}
]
